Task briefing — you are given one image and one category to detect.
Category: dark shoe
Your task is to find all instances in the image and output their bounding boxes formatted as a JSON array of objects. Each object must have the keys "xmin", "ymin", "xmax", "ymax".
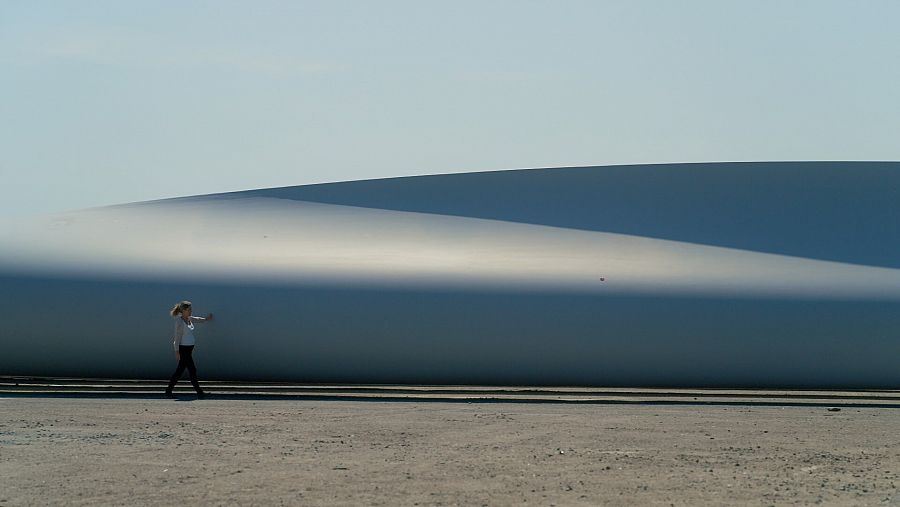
[
  {"xmin": 196, "ymin": 391, "xmax": 206, "ymax": 399},
  {"xmin": 165, "ymin": 389, "xmax": 175, "ymax": 398}
]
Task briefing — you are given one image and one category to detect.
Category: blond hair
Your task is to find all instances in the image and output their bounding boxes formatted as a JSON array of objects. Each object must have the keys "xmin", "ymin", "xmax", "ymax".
[{"xmin": 170, "ymin": 300, "xmax": 192, "ymax": 317}]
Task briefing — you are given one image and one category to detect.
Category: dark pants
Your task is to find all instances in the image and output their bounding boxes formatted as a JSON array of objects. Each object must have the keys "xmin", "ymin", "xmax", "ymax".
[{"xmin": 167, "ymin": 345, "xmax": 202, "ymax": 392}]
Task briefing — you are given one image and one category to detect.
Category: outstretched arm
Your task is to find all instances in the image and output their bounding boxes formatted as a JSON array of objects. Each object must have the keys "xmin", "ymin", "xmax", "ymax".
[{"xmin": 190, "ymin": 313, "xmax": 214, "ymax": 323}]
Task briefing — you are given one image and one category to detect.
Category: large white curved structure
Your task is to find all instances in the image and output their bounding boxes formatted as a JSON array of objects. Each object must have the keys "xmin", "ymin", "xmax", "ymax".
[{"xmin": 1, "ymin": 162, "xmax": 899, "ymax": 387}]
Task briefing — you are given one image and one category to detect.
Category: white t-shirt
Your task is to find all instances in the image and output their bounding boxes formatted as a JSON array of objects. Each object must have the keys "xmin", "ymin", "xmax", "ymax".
[{"xmin": 173, "ymin": 317, "xmax": 196, "ymax": 350}]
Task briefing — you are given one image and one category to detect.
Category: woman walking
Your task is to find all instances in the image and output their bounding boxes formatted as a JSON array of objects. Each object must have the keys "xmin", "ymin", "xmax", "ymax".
[{"xmin": 166, "ymin": 300, "xmax": 213, "ymax": 398}]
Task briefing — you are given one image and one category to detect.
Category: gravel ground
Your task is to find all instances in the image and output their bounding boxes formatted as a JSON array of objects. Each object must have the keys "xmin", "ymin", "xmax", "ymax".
[{"xmin": 1, "ymin": 397, "xmax": 899, "ymax": 506}]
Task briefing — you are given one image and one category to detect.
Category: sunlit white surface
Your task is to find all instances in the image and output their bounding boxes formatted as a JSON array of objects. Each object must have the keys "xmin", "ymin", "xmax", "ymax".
[{"xmin": 5, "ymin": 196, "xmax": 900, "ymax": 299}]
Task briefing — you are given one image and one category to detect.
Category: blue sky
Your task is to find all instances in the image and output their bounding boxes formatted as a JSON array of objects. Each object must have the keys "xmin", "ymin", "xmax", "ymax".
[{"xmin": 2, "ymin": 1, "xmax": 899, "ymax": 216}]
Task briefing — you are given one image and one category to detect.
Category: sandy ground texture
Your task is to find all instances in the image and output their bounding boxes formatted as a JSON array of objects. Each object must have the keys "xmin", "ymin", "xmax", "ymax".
[{"xmin": 1, "ymin": 396, "xmax": 900, "ymax": 506}]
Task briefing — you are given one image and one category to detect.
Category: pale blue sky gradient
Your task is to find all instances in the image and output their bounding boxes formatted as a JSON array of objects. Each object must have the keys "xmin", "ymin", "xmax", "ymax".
[{"xmin": 2, "ymin": 1, "xmax": 899, "ymax": 216}]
